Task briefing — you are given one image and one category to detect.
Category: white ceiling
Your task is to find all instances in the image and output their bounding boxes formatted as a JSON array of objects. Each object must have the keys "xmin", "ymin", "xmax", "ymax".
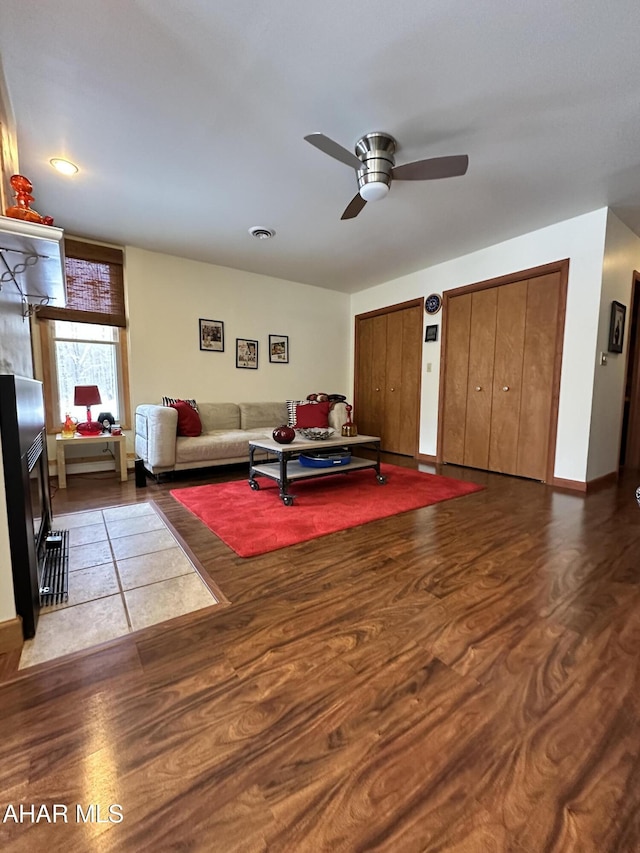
[{"xmin": 1, "ymin": 1, "xmax": 640, "ymax": 294}]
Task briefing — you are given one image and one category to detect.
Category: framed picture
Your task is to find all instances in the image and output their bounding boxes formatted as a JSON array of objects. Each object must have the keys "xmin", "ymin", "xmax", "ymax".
[
  {"xmin": 236, "ymin": 338, "xmax": 258, "ymax": 369},
  {"xmin": 425, "ymin": 324, "xmax": 438, "ymax": 343},
  {"xmin": 608, "ymin": 301, "xmax": 626, "ymax": 354},
  {"xmin": 269, "ymin": 334, "xmax": 289, "ymax": 364},
  {"xmin": 199, "ymin": 318, "xmax": 224, "ymax": 352}
]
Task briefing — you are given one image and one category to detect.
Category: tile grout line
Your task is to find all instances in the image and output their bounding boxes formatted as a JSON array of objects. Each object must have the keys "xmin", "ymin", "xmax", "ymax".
[{"xmin": 103, "ymin": 509, "xmax": 135, "ymax": 633}]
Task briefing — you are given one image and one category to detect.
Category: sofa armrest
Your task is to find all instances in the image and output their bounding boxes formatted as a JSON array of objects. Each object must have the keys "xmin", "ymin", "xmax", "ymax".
[{"xmin": 135, "ymin": 404, "xmax": 178, "ymax": 471}]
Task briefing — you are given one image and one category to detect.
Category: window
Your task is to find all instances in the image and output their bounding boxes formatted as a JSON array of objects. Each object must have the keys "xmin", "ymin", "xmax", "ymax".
[
  {"xmin": 38, "ymin": 239, "xmax": 130, "ymax": 432},
  {"xmin": 44, "ymin": 321, "xmax": 128, "ymax": 426}
]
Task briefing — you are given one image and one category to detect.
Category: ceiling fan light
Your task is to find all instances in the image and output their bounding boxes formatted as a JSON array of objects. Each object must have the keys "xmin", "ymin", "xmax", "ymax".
[{"xmin": 359, "ymin": 181, "xmax": 389, "ymax": 202}]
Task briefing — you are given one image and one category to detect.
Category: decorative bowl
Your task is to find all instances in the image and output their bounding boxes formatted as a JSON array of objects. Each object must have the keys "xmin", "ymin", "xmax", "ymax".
[{"xmin": 297, "ymin": 427, "xmax": 335, "ymax": 441}]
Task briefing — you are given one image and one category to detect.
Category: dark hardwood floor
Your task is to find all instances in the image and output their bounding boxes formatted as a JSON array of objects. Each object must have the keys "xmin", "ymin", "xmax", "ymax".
[{"xmin": 1, "ymin": 458, "xmax": 640, "ymax": 852}]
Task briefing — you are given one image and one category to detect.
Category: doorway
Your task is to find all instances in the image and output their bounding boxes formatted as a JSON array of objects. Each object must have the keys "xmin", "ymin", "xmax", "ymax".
[{"xmin": 620, "ymin": 271, "xmax": 640, "ymax": 468}]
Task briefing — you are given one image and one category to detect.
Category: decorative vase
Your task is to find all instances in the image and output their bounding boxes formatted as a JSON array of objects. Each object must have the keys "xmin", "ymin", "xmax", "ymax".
[
  {"xmin": 4, "ymin": 174, "xmax": 44, "ymax": 223},
  {"xmin": 273, "ymin": 424, "xmax": 295, "ymax": 444},
  {"xmin": 61, "ymin": 413, "xmax": 78, "ymax": 438},
  {"xmin": 341, "ymin": 404, "xmax": 358, "ymax": 437}
]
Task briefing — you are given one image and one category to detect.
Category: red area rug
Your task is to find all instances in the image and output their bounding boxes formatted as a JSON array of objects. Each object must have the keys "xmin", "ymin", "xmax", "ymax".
[{"xmin": 170, "ymin": 463, "xmax": 484, "ymax": 557}]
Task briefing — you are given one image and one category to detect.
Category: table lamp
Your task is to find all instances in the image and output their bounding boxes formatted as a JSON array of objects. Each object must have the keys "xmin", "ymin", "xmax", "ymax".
[{"xmin": 74, "ymin": 385, "xmax": 103, "ymax": 435}]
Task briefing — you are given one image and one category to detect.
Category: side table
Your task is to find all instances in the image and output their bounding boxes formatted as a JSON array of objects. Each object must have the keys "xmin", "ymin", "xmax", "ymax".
[{"xmin": 56, "ymin": 433, "xmax": 128, "ymax": 489}]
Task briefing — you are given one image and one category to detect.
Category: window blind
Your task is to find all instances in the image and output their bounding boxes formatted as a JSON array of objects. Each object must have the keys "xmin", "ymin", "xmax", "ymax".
[{"xmin": 39, "ymin": 239, "xmax": 126, "ymax": 327}]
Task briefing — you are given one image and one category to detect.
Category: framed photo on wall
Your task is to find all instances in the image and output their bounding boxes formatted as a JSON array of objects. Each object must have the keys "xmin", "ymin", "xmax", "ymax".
[
  {"xmin": 236, "ymin": 338, "xmax": 258, "ymax": 369},
  {"xmin": 608, "ymin": 301, "xmax": 626, "ymax": 353},
  {"xmin": 424, "ymin": 325, "xmax": 438, "ymax": 342},
  {"xmin": 199, "ymin": 318, "xmax": 224, "ymax": 352},
  {"xmin": 268, "ymin": 334, "xmax": 289, "ymax": 363}
]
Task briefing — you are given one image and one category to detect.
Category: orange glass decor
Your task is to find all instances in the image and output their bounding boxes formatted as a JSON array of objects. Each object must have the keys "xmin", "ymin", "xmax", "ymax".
[
  {"xmin": 61, "ymin": 414, "xmax": 78, "ymax": 438},
  {"xmin": 4, "ymin": 174, "xmax": 45, "ymax": 223}
]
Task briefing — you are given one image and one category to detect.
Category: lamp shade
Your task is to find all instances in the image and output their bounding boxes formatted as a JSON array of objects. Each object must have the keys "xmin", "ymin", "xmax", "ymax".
[{"xmin": 74, "ymin": 385, "xmax": 101, "ymax": 407}]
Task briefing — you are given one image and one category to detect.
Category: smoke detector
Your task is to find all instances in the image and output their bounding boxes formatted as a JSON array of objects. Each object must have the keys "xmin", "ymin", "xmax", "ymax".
[{"xmin": 248, "ymin": 226, "xmax": 275, "ymax": 240}]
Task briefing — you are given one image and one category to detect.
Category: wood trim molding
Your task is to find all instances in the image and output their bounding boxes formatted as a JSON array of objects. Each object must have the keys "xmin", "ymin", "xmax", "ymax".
[
  {"xmin": 551, "ymin": 477, "xmax": 588, "ymax": 492},
  {"xmin": 623, "ymin": 271, "xmax": 640, "ymax": 467},
  {"xmin": 586, "ymin": 471, "xmax": 619, "ymax": 491},
  {"xmin": 551, "ymin": 470, "xmax": 618, "ymax": 492},
  {"xmin": 544, "ymin": 261, "xmax": 570, "ymax": 484},
  {"xmin": 445, "ymin": 259, "xmax": 571, "ymax": 299},
  {"xmin": 0, "ymin": 617, "xmax": 23, "ymax": 653},
  {"xmin": 416, "ymin": 453, "xmax": 437, "ymax": 464},
  {"xmin": 354, "ymin": 297, "xmax": 424, "ymax": 322},
  {"xmin": 37, "ymin": 318, "xmax": 132, "ymax": 433}
]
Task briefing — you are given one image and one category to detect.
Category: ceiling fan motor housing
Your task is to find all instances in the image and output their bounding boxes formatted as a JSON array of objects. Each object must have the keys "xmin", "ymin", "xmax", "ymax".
[{"xmin": 355, "ymin": 132, "xmax": 396, "ymax": 200}]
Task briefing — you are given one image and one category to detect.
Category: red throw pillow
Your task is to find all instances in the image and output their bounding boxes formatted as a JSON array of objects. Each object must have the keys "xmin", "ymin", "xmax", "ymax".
[
  {"xmin": 171, "ymin": 400, "xmax": 202, "ymax": 437},
  {"xmin": 295, "ymin": 400, "xmax": 330, "ymax": 428}
]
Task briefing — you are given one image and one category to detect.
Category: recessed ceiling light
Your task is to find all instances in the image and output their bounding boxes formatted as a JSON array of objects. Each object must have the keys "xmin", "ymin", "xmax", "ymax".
[
  {"xmin": 248, "ymin": 226, "xmax": 275, "ymax": 240},
  {"xmin": 49, "ymin": 158, "xmax": 79, "ymax": 176}
]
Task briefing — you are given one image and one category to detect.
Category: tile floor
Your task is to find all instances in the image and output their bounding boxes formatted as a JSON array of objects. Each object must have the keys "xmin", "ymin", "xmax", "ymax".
[{"xmin": 19, "ymin": 502, "xmax": 218, "ymax": 670}]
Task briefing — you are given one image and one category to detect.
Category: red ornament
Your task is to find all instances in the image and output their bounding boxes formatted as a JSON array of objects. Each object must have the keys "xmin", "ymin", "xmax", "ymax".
[
  {"xmin": 5, "ymin": 174, "xmax": 44, "ymax": 223},
  {"xmin": 272, "ymin": 424, "xmax": 295, "ymax": 444}
]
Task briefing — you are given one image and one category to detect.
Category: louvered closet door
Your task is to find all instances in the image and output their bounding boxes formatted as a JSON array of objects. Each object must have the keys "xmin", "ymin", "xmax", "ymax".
[{"xmin": 463, "ymin": 288, "xmax": 498, "ymax": 469}]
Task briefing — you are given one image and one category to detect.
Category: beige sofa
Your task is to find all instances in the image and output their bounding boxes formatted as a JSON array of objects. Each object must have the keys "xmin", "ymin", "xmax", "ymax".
[{"xmin": 135, "ymin": 401, "xmax": 347, "ymax": 476}]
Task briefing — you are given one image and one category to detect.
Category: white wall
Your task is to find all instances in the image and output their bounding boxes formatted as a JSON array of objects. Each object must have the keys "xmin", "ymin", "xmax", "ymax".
[
  {"xmin": 125, "ymin": 247, "xmax": 351, "ymax": 412},
  {"xmin": 587, "ymin": 212, "xmax": 640, "ymax": 481},
  {"xmin": 350, "ymin": 208, "xmax": 610, "ymax": 483}
]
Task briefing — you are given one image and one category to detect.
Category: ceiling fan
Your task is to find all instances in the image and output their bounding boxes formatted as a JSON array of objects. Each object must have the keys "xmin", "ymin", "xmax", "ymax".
[{"xmin": 304, "ymin": 131, "xmax": 469, "ymax": 220}]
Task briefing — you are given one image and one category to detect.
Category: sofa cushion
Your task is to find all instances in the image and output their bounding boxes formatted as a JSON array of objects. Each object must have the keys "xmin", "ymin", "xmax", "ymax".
[
  {"xmin": 171, "ymin": 400, "xmax": 202, "ymax": 437},
  {"xmin": 176, "ymin": 428, "xmax": 273, "ymax": 464},
  {"xmin": 240, "ymin": 402, "xmax": 288, "ymax": 430},
  {"xmin": 198, "ymin": 403, "xmax": 241, "ymax": 432},
  {"xmin": 162, "ymin": 396, "xmax": 199, "ymax": 412},
  {"xmin": 295, "ymin": 401, "xmax": 331, "ymax": 428},
  {"xmin": 287, "ymin": 399, "xmax": 308, "ymax": 426}
]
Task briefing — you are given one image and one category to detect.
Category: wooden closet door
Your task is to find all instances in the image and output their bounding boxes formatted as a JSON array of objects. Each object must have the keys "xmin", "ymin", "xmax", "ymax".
[
  {"xmin": 464, "ymin": 288, "xmax": 498, "ymax": 469},
  {"xmin": 516, "ymin": 272, "xmax": 562, "ymax": 480},
  {"xmin": 355, "ymin": 314, "xmax": 387, "ymax": 439},
  {"xmin": 442, "ymin": 294, "xmax": 472, "ymax": 464},
  {"xmin": 383, "ymin": 306, "xmax": 422, "ymax": 455},
  {"xmin": 488, "ymin": 281, "xmax": 527, "ymax": 474},
  {"xmin": 440, "ymin": 264, "xmax": 565, "ymax": 481}
]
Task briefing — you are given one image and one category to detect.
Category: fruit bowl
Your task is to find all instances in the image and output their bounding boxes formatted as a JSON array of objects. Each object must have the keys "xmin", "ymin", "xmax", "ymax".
[{"xmin": 297, "ymin": 427, "xmax": 335, "ymax": 441}]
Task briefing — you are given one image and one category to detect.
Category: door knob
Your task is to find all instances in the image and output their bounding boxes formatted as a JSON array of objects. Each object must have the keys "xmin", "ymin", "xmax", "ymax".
[
  {"xmin": 502, "ymin": 386, "xmax": 510, "ymax": 392},
  {"xmin": 375, "ymin": 387, "xmax": 380, "ymax": 392},
  {"xmin": 390, "ymin": 387, "xmax": 395, "ymax": 392},
  {"xmin": 475, "ymin": 386, "xmax": 482, "ymax": 391}
]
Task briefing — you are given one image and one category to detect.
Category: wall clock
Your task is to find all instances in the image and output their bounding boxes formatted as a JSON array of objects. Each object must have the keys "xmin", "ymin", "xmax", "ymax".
[{"xmin": 424, "ymin": 293, "xmax": 442, "ymax": 315}]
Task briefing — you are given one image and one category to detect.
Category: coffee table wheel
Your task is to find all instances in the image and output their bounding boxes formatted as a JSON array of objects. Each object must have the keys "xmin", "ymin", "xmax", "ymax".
[
  {"xmin": 282, "ymin": 495, "xmax": 294, "ymax": 506},
  {"xmin": 249, "ymin": 479, "xmax": 260, "ymax": 490},
  {"xmin": 376, "ymin": 474, "xmax": 387, "ymax": 484}
]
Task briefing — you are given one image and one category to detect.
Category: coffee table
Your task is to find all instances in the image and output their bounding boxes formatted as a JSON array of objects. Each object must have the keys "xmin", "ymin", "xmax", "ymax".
[{"xmin": 248, "ymin": 434, "xmax": 386, "ymax": 505}]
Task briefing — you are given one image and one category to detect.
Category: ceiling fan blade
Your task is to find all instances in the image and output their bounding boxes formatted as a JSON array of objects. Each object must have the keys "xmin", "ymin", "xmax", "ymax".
[
  {"xmin": 304, "ymin": 133, "xmax": 364, "ymax": 171},
  {"xmin": 341, "ymin": 193, "xmax": 367, "ymax": 220},
  {"xmin": 392, "ymin": 154, "xmax": 469, "ymax": 181}
]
